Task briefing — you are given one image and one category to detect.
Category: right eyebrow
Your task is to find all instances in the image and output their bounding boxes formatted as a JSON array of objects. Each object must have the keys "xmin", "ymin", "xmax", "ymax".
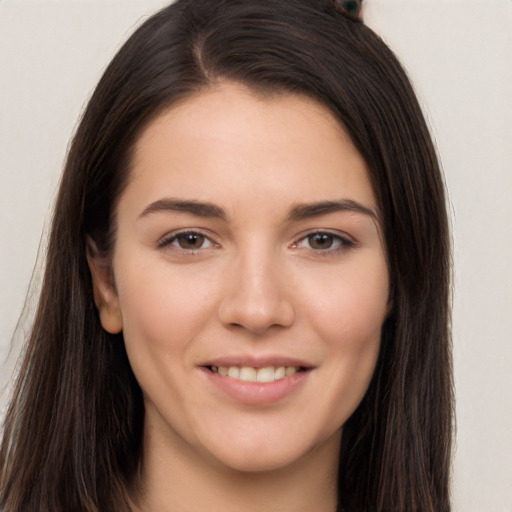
[{"xmin": 138, "ymin": 199, "xmax": 227, "ymax": 220}]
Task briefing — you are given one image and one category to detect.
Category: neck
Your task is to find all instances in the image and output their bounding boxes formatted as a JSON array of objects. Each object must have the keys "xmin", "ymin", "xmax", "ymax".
[{"xmin": 130, "ymin": 420, "xmax": 341, "ymax": 512}]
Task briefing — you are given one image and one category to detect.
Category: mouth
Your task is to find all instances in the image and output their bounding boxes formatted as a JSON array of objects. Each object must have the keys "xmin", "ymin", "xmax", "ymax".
[
  {"xmin": 205, "ymin": 365, "xmax": 308, "ymax": 383},
  {"xmin": 200, "ymin": 360, "xmax": 312, "ymax": 405}
]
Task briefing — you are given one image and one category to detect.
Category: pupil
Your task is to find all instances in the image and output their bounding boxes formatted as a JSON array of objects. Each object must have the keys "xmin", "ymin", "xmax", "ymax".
[{"xmin": 310, "ymin": 233, "xmax": 333, "ymax": 249}]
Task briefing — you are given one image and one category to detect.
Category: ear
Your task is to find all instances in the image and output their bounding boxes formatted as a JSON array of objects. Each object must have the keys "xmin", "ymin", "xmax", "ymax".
[{"xmin": 86, "ymin": 236, "xmax": 123, "ymax": 334}]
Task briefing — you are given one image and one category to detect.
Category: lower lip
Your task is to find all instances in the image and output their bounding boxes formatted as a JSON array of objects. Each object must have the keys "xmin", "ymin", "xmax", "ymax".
[{"xmin": 200, "ymin": 368, "xmax": 309, "ymax": 405}]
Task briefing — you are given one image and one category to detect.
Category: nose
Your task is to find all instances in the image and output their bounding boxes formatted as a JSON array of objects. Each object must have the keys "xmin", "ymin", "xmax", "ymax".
[{"xmin": 218, "ymin": 251, "xmax": 295, "ymax": 335}]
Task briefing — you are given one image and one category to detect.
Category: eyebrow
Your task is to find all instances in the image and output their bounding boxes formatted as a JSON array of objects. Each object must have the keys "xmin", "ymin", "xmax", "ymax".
[
  {"xmin": 139, "ymin": 199, "xmax": 227, "ymax": 220},
  {"xmin": 138, "ymin": 198, "xmax": 378, "ymax": 223},
  {"xmin": 287, "ymin": 199, "xmax": 378, "ymax": 222}
]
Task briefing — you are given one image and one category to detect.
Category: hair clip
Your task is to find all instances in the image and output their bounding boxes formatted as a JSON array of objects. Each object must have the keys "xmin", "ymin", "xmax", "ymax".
[{"xmin": 333, "ymin": 0, "xmax": 363, "ymax": 22}]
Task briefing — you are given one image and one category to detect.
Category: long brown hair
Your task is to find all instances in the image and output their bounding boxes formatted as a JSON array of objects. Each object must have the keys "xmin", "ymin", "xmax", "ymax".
[{"xmin": 0, "ymin": 1, "xmax": 453, "ymax": 510}]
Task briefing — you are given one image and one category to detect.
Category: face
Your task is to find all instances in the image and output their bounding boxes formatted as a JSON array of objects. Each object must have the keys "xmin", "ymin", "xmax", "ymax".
[{"xmin": 89, "ymin": 83, "xmax": 389, "ymax": 474}]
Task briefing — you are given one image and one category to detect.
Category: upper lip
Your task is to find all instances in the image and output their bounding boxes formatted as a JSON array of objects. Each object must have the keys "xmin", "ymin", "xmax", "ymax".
[{"xmin": 199, "ymin": 355, "xmax": 314, "ymax": 369}]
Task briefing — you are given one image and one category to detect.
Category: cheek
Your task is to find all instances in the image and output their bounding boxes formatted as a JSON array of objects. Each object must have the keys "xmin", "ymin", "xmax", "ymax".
[
  {"xmin": 114, "ymin": 261, "xmax": 223, "ymax": 440},
  {"xmin": 117, "ymin": 257, "xmax": 214, "ymax": 330},
  {"xmin": 307, "ymin": 255, "xmax": 389, "ymax": 346},
  {"xmin": 303, "ymin": 255, "xmax": 388, "ymax": 415},
  {"xmin": 113, "ymin": 258, "xmax": 220, "ymax": 379}
]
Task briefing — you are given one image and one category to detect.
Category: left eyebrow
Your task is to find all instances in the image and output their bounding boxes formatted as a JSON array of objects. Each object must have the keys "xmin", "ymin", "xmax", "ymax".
[{"xmin": 287, "ymin": 199, "xmax": 378, "ymax": 222}]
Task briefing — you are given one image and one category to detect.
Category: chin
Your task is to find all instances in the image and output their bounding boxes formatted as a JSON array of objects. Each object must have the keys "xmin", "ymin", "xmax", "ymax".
[{"xmin": 201, "ymin": 427, "xmax": 342, "ymax": 475}]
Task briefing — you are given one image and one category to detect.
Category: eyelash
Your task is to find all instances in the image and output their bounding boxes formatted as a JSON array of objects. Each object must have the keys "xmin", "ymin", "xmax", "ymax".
[{"xmin": 157, "ymin": 230, "xmax": 355, "ymax": 256}]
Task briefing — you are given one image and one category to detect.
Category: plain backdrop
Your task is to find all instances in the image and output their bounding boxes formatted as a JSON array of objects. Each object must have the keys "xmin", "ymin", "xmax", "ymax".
[{"xmin": 1, "ymin": 1, "xmax": 511, "ymax": 510}]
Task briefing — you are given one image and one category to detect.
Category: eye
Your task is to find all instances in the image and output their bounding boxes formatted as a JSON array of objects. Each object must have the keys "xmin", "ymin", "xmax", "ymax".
[
  {"xmin": 292, "ymin": 231, "xmax": 355, "ymax": 253},
  {"xmin": 159, "ymin": 231, "xmax": 215, "ymax": 251}
]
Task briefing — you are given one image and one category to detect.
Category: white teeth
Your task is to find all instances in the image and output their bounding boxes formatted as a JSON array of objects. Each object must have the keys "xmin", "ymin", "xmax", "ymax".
[
  {"xmin": 275, "ymin": 366, "xmax": 286, "ymax": 380},
  {"xmin": 256, "ymin": 367, "xmax": 274, "ymax": 383},
  {"xmin": 239, "ymin": 367, "xmax": 257, "ymax": 382},
  {"xmin": 213, "ymin": 365, "xmax": 300, "ymax": 382},
  {"xmin": 227, "ymin": 367, "xmax": 240, "ymax": 379}
]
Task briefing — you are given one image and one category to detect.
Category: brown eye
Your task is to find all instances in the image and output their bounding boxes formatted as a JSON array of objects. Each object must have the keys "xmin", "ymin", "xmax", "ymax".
[
  {"xmin": 176, "ymin": 233, "xmax": 206, "ymax": 249},
  {"xmin": 307, "ymin": 233, "xmax": 335, "ymax": 250},
  {"xmin": 158, "ymin": 230, "xmax": 216, "ymax": 252},
  {"xmin": 291, "ymin": 231, "xmax": 355, "ymax": 254}
]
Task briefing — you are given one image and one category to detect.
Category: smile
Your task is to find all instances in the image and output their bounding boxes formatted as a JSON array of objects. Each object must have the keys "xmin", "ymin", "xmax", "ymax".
[
  {"xmin": 202, "ymin": 363, "xmax": 310, "ymax": 405},
  {"xmin": 209, "ymin": 365, "xmax": 300, "ymax": 383}
]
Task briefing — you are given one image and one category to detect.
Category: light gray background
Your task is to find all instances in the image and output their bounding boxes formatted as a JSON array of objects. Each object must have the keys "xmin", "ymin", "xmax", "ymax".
[{"xmin": 1, "ymin": 1, "xmax": 511, "ymax": 510}]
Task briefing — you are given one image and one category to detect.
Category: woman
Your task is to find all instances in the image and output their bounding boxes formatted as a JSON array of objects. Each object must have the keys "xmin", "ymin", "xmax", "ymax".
[{"xmin": 0, "ymin": 1, "xmax": 453, "ymax": 511}]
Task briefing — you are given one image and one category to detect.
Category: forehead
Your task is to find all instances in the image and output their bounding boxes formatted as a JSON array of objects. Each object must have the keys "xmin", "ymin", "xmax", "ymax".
[
  {"xmin": 133, "ymin": 83, "xmax": 348, "ymax": 157},
  {"xmin": 122, "ymin": 82, "xmax": 376, "ymax": 220}
]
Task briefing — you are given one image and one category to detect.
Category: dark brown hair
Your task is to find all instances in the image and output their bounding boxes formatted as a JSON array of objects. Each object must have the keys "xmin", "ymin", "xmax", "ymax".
[{"xmin": 0, "ymin": 1, "xmax": 453, "ymax": 510}]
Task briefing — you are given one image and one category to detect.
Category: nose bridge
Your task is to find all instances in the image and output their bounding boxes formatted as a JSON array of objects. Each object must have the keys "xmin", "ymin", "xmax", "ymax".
[{"xmin": 218, "ymin": 240, "xmax": 295, "ymax": 333}]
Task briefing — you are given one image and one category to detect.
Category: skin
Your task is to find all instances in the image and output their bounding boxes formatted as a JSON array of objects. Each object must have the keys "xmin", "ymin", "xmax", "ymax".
[{"xmin": 88, "ymin": 82, "xmax": 390, "ymax": 512}]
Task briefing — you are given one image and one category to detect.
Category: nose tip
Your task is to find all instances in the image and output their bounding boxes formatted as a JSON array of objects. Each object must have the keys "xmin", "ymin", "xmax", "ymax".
[
  {"xmin": 219, "ymin": 297, "xmax": 295, "ymax": 334},
  {"xmin": 217, "ymin": 261, "xmax": 295, "ymax": 334}
]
